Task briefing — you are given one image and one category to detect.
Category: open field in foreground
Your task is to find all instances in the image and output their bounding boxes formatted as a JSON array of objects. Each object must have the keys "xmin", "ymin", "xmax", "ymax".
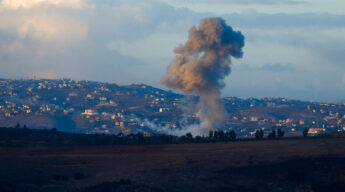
[{"xmin": 1, "ymin": 137, "xmax": 345, "ymax": 192}]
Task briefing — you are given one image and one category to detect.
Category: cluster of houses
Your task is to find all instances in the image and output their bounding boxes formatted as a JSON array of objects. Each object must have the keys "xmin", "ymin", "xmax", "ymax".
[{"xmin": 0, "ymin": 79, "xmax": 344, "ymax": 137}]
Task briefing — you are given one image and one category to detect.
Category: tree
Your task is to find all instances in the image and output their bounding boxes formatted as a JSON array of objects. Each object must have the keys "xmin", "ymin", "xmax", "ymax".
[
  {"xmin": 186, "ymin": 132, "xmax": 194, "ymax": 143},
  {"xmin": 195, "ymin": 136, "xmax": 202, "ymax": 143},
  {"xmin": 277, "ymin": 128, "xmax": 285, "ymax": 138},
  {"xmin": 101, "ymin": 137, "xmax": 111, "ymax": 145},
  {"xmin": 255, "ymin": 129, "xmax": 264, "ymax": 140},
  {"xmin": 255, "ymin": 130, "xmax": 260, "ymax": 139},
  {"xmin": 213, "ymin": 131, "xmax": 219, "ymax": 141},
  {"xmin": 268, "ymin": 129, "xmax": 276, "ymax": 139},
  {"xmin": 77, "ymin": 135, "xmax": 90, "ymax": 145},
  {"xmin": 178, "ymin": 135, "xmax": 187, "ymax": 143},
  {"xmin": 229, "ymin": 130, "xmax": 236, "ymax": 141},
  {"xmin": 218, "ymin": 131, "xmax": 225, "ymax": 141},
  {"xmin": 114, "ymin": 136, "xmax": 125, "ymax": 145},
  {"xmin": 209, "ymin": 131, "xmax": 214, "ymax": 141},
  {"xmin": 137, "ymin": 132, "xmax": 144, "ymax": 144},
  {"xmin": 15, "ymin": 123, "xmax": 20, "ymax": 129},
  {"xmin": 160, "ymin": 134, "xmax": 173, "ymax": 144},
  {"xmin": 303, "ymin": 128, "xmax": 309, "ymax": 137}
]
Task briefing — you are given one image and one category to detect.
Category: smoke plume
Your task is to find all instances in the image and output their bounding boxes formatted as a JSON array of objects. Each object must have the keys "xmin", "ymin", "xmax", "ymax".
[{"xmin": 161, "ymin": 17, "xmax": 245, "ymax": 136}]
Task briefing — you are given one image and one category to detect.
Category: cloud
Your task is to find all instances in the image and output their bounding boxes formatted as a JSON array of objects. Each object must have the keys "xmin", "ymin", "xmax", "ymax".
[
  {"xmin": 224, "ymin": 13, "xmax": 345, "ymax": 27},
  {"xmin": 241, "ymin": 26, "xmax": 345, "ymax": 68},
  {"xmin": 0, "ymin": 0, "xmax": 192, "ymax": 84},
  {"xmin": 160, "ymin": 0, "xmax": 305, "ymax": 5},
  {"xmin": 0, "ymin": 11, "xmax": 88, "ymax": 43},
  {"xmin": 0, "ymin": 0, "xmax": 87, "ymax": 9},
  {"xmin": 237, "ymin": 63, "xmax": 296, "ymax": 72}
]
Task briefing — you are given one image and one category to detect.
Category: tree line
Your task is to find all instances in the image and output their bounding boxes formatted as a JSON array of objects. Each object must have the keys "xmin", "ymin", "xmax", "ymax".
[
  {"xmin": 1, "ymin": 124, "xmax": 311, "ymax": 147},
  {"xmin": 77, "ymin": 127, "xmax": 311, "ymax": 145}
]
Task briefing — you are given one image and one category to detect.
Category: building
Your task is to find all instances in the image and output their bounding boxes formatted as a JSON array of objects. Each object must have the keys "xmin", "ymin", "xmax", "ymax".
[{"xmin": 82, "ymin": 109, "xmax": 98, "ymax": 116}]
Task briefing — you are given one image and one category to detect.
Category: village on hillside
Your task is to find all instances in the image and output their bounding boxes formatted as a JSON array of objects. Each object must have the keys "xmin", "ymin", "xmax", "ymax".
[{"xmin": 0, "ymin": 78, "xmax": 344, "ymax": 137}]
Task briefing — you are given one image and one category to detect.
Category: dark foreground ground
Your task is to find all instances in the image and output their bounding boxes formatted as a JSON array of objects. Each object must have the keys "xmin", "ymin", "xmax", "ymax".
[{"xmin": 1, "ymin": 137, "xmax": 345, "ymax": 192}]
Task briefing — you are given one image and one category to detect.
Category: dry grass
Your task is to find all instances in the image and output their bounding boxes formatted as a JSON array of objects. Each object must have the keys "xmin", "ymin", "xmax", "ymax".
[{"xmin": 0, "ymin": 137, "xmax": 344, "ymax": 191}]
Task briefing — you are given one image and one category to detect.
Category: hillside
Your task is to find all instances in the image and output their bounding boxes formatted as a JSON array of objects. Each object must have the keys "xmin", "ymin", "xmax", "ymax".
[{"xmin": 0, "ymin": 78, "xmax": 344, "ymax": 137}]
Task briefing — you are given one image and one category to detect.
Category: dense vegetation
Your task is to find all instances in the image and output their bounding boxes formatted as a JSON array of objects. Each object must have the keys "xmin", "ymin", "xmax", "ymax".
[{"xmin": 0, "ymin": 125, "xmax": 313, "ymax": 147}]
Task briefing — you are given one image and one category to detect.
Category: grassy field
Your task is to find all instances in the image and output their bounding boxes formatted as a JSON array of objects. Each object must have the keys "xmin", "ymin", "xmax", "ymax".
[{"xmin": 1, "ymin": 137, "xmax": 345, "ymax": 191}]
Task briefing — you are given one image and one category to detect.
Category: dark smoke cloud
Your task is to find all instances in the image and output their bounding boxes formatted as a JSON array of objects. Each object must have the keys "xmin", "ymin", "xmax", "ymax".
[{"xmin": 161, "ymin": 17, "xmax": 245, "ymax": 135}]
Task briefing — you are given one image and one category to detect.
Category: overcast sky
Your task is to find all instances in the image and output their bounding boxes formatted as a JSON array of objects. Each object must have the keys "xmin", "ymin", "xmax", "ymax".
[{"xmin": 0, "ymin": 0, "xmax": 344, "ymax": 102}]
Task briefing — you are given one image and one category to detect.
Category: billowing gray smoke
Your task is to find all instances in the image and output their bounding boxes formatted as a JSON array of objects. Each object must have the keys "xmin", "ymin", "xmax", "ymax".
[{"xmin": 161, "ymin": 17, "xmax": 245, "ymax": 136}]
